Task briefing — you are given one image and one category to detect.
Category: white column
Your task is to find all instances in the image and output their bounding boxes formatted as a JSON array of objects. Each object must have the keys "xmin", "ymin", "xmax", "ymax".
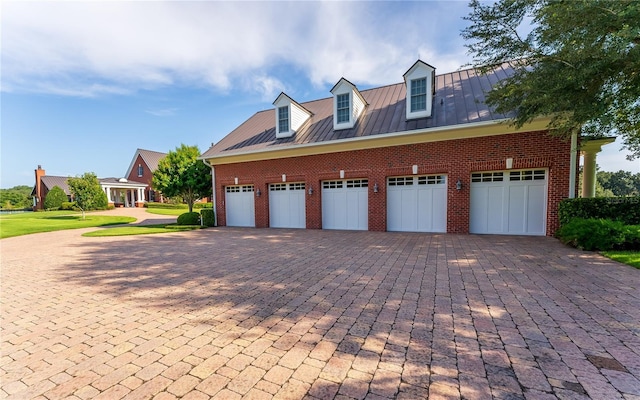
[
  {"xmin": 140, "ymin": 187, "xmax": 145, "ymax": 201},
  {"xmin": 106, "ymin": 187, "xmax": 113, "ymax": 203},
  {"xmin": 580, "ymin": 137, "xmax": 615, "ymax": 198}
]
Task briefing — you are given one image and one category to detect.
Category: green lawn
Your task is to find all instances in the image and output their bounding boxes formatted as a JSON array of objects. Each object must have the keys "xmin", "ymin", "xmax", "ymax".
[
  {"xmin": 82, "ymin": 224, "xmax": 201, "ymax": 237},
  {"xmin": 0, "ymin": 211, "xmax": 135, "ymax": 239},
  {"xmin": 144, "ymin": 208, "xmax": 186, "ymax": 216},
  {"xmin": 602, "ymin": 250, "xmax": 640, "ymax": 269}
]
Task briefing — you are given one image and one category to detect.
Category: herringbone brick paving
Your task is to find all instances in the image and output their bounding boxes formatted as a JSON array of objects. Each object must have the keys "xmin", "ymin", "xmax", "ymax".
[{"xmin": 1, "ymin": 209, "xmax": 639, "ymax": 399}]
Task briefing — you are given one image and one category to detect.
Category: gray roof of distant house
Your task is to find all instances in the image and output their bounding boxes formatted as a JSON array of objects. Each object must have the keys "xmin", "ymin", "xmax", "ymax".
[
  {"xmin": 201, "ymin": 63, "xmax": 517, "ymax": 159},
  {"xmin": 125, "ymin": 149, "xmax": 167, "ymax": 177},
  {"xmin": 40, "ymin": 176, "xmax": 71, "ymax": 194}
]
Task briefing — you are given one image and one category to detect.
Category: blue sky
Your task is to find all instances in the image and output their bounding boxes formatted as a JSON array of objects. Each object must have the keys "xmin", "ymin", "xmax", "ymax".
[{"xmin": 2, "ymin": 1, "xmax": 638, "ymax": 189}]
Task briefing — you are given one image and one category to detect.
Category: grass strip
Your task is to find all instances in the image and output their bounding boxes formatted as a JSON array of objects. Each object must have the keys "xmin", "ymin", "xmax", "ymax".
[
  {"xmin": 144, "ymin": 208, "xmax": 186, "ymax": 216},
  {"xmin": 82, "ymin": 224, "xmax": 202, "ymax": 237},
  {"xmin": 602, "ymin": 250, "xmax": 640, "ymax": 269}
]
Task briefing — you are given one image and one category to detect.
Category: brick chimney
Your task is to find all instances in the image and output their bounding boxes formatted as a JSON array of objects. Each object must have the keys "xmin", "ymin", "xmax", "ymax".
[{"xmin": 34, "ymin": 165, "xmax": 45, "ymax": 210}]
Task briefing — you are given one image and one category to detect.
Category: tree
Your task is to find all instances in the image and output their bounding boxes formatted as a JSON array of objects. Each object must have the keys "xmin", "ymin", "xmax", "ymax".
[
  {"xmin": 67, "ymin": 173, "xmax": 108, "ymax": 219},
  {"xmin": 43, "ymin": 186, "xmax": 68, "ymax": 210},
  {"xmin": 597, "ymin": 169, "xmax": 640, "ymax": 196},
  {"xmin": 462, "ymin": 0, "xmax": 640, "ymax": 157},
  {"xmin": 152, "ymin": 144, "xmax": 212, "ymax": 213},
  {"xmin": 0, "ymin": 185, "xmax": 32, "ymax": 209}
]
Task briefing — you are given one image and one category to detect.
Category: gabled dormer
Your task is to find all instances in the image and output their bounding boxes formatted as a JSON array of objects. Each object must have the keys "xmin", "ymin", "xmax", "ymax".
[
  {"xmin": 273, "ymin": 93, "xmax": 312, "ymax": 139},
  {"xmin": 330, "ymin": 78, "xmax": 367, "ymax": 131},
  {"xmin": 403, "ymin": 60, "xmax": 436, "ymax": 120}
]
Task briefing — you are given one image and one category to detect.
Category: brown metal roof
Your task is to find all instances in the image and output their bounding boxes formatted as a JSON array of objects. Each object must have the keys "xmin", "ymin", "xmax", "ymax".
[
  {"xmin": 201, "ymin": 63, "xmax": 517, "ymax": 159},
  {"xmin": 40, "ymin": 176, "xmax": 71, "ymax": 195}
]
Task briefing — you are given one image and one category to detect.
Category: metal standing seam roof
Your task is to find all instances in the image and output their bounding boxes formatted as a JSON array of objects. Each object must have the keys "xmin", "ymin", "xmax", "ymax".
[
  {"xmin": 201, "ymin": 63, "xmax": 517, "ymax": 159},
  {"xmin": 39, "ymin": 176, "xmax": 72, "ymax": 195}
]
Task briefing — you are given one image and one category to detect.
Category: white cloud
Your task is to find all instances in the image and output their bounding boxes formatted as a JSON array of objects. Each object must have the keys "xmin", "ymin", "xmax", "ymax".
[{"xmin": 1, "ymin": 1, "xmax": 471, "ymax": 98}]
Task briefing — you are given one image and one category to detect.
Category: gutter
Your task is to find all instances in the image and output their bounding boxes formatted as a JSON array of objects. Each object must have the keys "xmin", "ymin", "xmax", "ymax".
[
  {"xmin": 199, "ymin": 117, "xmax": 552, "ymax": 165},
  {"xmin": 202, "ymin": 158, "xmax": 217, "ymax": 226}
]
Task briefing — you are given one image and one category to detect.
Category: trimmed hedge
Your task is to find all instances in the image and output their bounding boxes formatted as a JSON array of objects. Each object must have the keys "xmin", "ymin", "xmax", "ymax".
[
  {"xmin": 200, "ymin": 208, "xmax": 215, "ymax": 227},
  {"xmin": 558, "ymin": 197, "xmax": 640, "ymax": 226},
  {"xmin": 177, "ymin": 212, "xmax": 201, "ymax": 225},
  {"xmin": 60, "ymin": 201, "xmax": 78, "ymax": 211},
  {"xmin": 556, "ymin": 218, "xmax": 640, "ymax": 251},
  {"xmin": 145, "ymin": 202, "xmax": 213, "ymax": 210}
]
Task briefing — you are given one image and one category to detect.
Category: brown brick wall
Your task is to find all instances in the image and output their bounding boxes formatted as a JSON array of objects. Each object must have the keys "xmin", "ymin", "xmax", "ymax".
[
  {"xmin": 126, "ymin": 154, "xmax": 155, "ymax": 202},
  {"xmin": 213, "ymin": 130, "xmax": 573, "ymax": 235}
]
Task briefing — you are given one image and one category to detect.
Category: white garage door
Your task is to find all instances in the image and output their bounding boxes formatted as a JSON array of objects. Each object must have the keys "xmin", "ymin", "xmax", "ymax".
[
  {"xmin": 387, "ymin": 175, "xmax": 447, "ymax": 233},
  {"xmin": 225, "ymin": 185, "xmax": 255, "ymax": 227},
  {"xmin": 470, "ymin": 169, "xmax": 547, "ymax": 235},
  {"xmin": 322, "ymin": 179, "xmax": 368, "ymax": 230},
  {"xmin": 269, "ymin": 183, "xmax": 306, "ymax": 228}
]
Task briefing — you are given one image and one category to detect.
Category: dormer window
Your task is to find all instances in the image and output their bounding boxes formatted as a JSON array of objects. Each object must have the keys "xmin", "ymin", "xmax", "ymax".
[
  {"xmin": 330, "ymin": 78, "xmax": 367, "ymax": 130},
  {"xmin": 410, "ymin": 78, "xmax": 427, "ymax": 112},
  {"xmin": 336, "ymin": 93, "xmax": 350, "ymax": 123},
  {"xmin": 273, "ymin": 93, "xmax": 312, "ymax": 139},
  {"xmin": 278, "ymin": 106, "xmax": 289, "ymax": 133},
  {"xmin": 404, "ymin": 60, "xmax": 436, "ymax": 120},
  {"xmin": 137, "ymin": 164, "xmax": 143, "ymax": 177}
]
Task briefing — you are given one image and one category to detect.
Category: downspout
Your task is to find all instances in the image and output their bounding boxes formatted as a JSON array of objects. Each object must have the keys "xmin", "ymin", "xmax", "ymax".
[
  {"xmin": 202, "ymin": 158, "xmax": 217, "ymax": 226},
  {"xmin": 568, "ymin": 131, "xmax": 578, "ymax": 198}
]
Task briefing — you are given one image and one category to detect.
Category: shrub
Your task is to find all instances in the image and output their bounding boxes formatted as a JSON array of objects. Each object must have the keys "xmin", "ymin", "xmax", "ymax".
[
  {"xmin": 558, "ymin": 197, "xmax": 640, "ymax": 226},
  {"xmin": 555, "ymin": 218, "xmax": 639, "ymax": 251},
  {"xmin": 44, "ymin": 186, "xmax": 68, "ymax": 210},
  {"xmin": 146, "ymin": 202, "xmax": 212, "ymax": 210},
  {"xmin": 177, "ymin": 212, "xmax": 200, "ymax": 225},
  {"xmin": 60, "ymin": 201, "xmax": 77, "ymax": 211},
  {"xmin": 200, "ymin": 208, "xmax": 215, "ymax": 227}
]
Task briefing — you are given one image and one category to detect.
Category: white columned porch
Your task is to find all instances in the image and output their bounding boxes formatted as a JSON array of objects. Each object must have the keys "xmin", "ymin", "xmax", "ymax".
[{"xmin": 580, "ymin": 137, "xmax": 616, "ymax": 198}]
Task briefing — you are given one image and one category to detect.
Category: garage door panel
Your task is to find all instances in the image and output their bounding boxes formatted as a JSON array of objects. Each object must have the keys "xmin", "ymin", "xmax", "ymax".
[
  {"xmin": 526, "ymin": 185, "xmax": 545, "ymax": 234},
  {"xmin": 387, "ymin": 175, "xmax": 447, "ymax": 233},
  {"xmin": 508, "ymin": 186, "xmax": 526, "ymax": 233},
  {"xmin": 470, "ymin": 170, "xmax": 546, "ymax": 235},
  {"xmin": 269, "ymin": 183, "xmax": 305, "ymax": 229},
  {"xmin": 419, "ymin": 187, "xmax": 447, "ymax": 232},
  {"xmin": 226, "ymin": 185, "xmax": 255, "ymax": 227},
  {"xmin": 322, "ymin": 180, "xmax": 368, "ymax": 231}
]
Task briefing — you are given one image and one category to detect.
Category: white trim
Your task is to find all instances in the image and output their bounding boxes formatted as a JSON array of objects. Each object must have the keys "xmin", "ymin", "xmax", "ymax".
[
  {"xmin": 569, "ymin": 132, "xmax": 578, "ymax": 198},
  {"xmin": 200, "ymin": 118, "xmax": 549, "ymax": 163}
]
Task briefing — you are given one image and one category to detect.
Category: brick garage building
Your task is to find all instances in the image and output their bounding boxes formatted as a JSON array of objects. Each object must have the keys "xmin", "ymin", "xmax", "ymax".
[{"xmin": 200, "ymin": 61, "xmax": 577, "ymax": 236}]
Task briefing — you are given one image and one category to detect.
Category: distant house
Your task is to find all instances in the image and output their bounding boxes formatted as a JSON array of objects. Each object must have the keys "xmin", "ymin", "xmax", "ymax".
[
  {"xmin": 200, "ymin": 59, "xmax": 611, "ymax": 236},
  {"xmin": 32, "ymin": 165, "xmax": 148, "ymax": 210},
  {"xmin": 124, "ymin": 148, "xmax": 167, "ymax": 203}
]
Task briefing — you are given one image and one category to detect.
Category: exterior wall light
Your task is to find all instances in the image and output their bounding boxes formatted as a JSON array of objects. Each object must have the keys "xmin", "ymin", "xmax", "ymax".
[
  {"xmin": 308, "ymin": 186, "xmax": 313, "ymax": 195},
  {"xmin": 256, "ymin": 188, "xmax": 261, "ymax": 197},
  {"xmin": 456, "ymin": 180, "xmax": 463, "ymax": 191},
  {"xmin": 373, "ymin": 183, "xmax": 379, "ymax": 193}
]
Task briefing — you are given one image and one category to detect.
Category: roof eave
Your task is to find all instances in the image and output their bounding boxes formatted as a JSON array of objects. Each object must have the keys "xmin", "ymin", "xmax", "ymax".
[{"xmin": 200, "ymin": 117, "xmax": 552, "ymax": 165}]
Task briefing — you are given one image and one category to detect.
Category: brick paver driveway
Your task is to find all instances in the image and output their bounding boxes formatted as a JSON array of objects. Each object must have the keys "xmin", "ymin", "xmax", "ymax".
[{"xmin": 2, "ymin": 222, "xmax": 639, "ymax": 399}]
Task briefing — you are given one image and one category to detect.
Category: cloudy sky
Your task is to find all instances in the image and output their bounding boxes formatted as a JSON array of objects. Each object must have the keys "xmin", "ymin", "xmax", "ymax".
[{"xmin": 2, "ymin": 1, "xmax": 637, "ymax": 188}]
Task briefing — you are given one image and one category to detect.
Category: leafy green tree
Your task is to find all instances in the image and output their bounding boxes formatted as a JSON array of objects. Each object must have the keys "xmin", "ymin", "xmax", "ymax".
[
  {"xmin": 462, "ymin": 0, "xmax": 640, "ymax": 157},
  {"xmin": 597, "ymin": 170, "xmax": 640, "ymax": 196},
  {"xmin": 0, "ymin": 185, "xmax": 33, "ymax": 209},
  {"xmin": 43, "ymin": 186, "xmax": 68, "ymax": 210},
  {"xmin": 67, "ymin": 173, "xmax": 108, "ymax": 219},
  {"xmin": 152, "ymin": 144, "xmax": 212, "ymax": 213}
]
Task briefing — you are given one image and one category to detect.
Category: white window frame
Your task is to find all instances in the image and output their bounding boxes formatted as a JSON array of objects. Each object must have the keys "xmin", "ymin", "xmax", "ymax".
[
  {"xmin": 410, "ymin": 78, "xmax": 427, "ymax": 112},
  {"xmin": 336, "ymin": 93, "xmax": 350, "ymax": 124},
  {"xmin": 278, "ymin": 106, "xmax": 290, "ymax": 135},
  {"xmin": 404, "ymin": 60, "xmax": 434, "ymax": 120}
]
